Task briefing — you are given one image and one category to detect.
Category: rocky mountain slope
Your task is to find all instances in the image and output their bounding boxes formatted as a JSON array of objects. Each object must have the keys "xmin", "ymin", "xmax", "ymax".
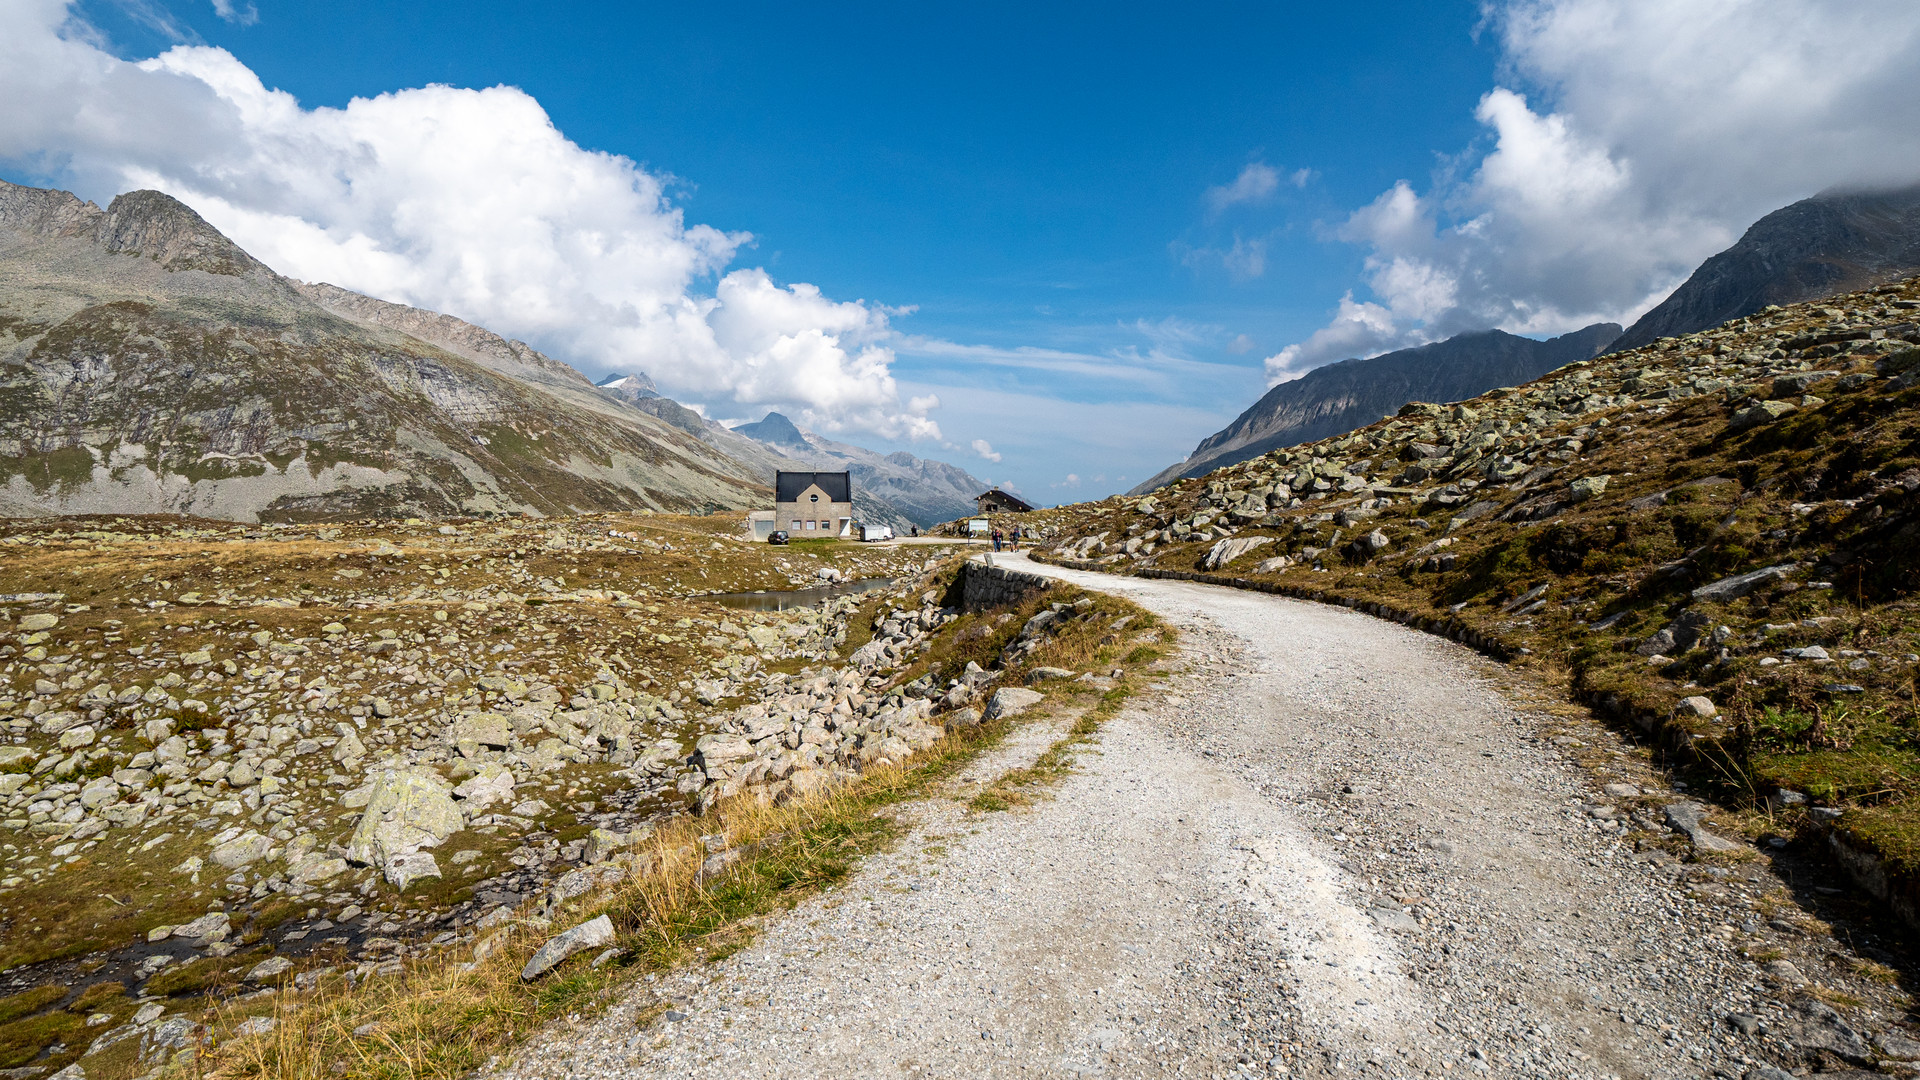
[
  {"xmin": 728, "ymin": 412, "xmax": 991, "ymax": 528},
  {"xmin": 1024, "ymin": 275, "xmax": 1920, "ymax": 934},
  {"xmin": 1134, "ymin": 323, "xmax": 1620, "ymax": 492},
  {"xmin": 1611, "ymin": 182, "xmax": 1920, "ymax": 353},
  {"xmin": 0, "ymin": 180, "xmax": 768, "ymax": 522},
  {"xmin": 0, "ymin": 511, "xmax": 999, "ymax": 1077}
]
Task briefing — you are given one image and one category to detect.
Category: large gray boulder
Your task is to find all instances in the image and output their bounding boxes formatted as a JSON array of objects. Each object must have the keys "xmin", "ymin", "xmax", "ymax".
[
  {"xmin": 1202, "ymin": 536, "xmax": 1271, "ymax": 571},
  {"xmin": 1727, "ymin": 400, "xmax": 1797, "ymax": 434},
  {"xmin": 984, "ymin": 687, "xmax": 1044, "ymax": 722},
  {"xmin": 347, "ymin": 767, "xmax": 464, "ymax": 871},
  {"xmin": 209, "ymin": 831, "xmax": 272, "ymax": 869},
  {"xmin": 383, "ymin": 851, "xmax": 443, "ymax": 890},
  {"xmin": 1692, "ymin": 563, "xmax": 1797, "ymax": 603},
  {"xmin": 452, "ymin": 763, "xmax": 516, "ymax": 810},
  {"xmin": 521, "ymin": 914, "xmax": 615, "ymax": 980},
  {"xmin": 449, "ymin": 713, "xmax": 513, "ymax": 750}
]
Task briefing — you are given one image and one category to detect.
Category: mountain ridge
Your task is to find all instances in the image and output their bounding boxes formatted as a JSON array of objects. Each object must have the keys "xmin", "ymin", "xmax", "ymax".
[
  {"xmin": 1132, "ymin": 322, "xmax": 1621, "ymax": 494},
  {"xmin": 0, "ymin": 179, "xmax": 767, "ymax": 521},
  {"xmin": 1610, "ymin": 182, "xmax": 1920, "ymax": 353}
]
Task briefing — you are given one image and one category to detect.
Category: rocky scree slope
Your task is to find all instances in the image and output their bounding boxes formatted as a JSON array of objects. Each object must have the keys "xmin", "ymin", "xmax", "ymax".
[
  {"xmin": 0, "ymin": 180, "xmax": 767, "ymax": 521},
  {"xmin": 1134, "ymin": 322, "xmax": 1621, "ymax": 492},
  {"xmin": 1031, "ymin": 277, "xmax": 1920, "ymax": 919},
  {"xmin": 1612, "ymin": 181, "xmax": 1920, "ymax": 354},
  {"xmin": 0, "ymin": 511, "xmax": 961, "ymax": 1077}
]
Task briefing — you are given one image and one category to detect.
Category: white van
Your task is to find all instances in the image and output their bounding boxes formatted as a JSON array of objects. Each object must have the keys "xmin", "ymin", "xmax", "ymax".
[{"xmin": 860, "ymin": 523, "xmax": 894, "ymax": 542}]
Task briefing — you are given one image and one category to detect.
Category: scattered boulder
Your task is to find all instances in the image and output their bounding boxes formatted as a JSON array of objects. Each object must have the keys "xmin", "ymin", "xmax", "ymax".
[
  {"xmin": 1567, "ymin": 474, "xmax": 1611, "ymax": 503},
  {"xmin": 288, "ymin": 852, "xmax": 348, "ymax": 884},
  {"xmin": 383, "ymin": 851, "xmax": 442, "ymax": 889},
  {"xmin": 246, "ymin": 956, "xmax": 292, "ymax": 981},
  {"xmin": 521, "ymin": 914, "xmax": 616, "ymax": 980},
  {"xmin": 452, "ymin": 763, "xmax": 516, "ymax": 810},
  {"xmin": 1692, "ymin": 563, "xmax": 1798, "ymax": 603},
  {"xmin": 1024, "ymin": 667, "xmax": 1075, "ymax": 685},
  {"xmin": 1727, "ymin": 399, "xmax": 1796, "ymax": 433},
  {"xmin": 173, "ymin": 911, "xmax": 230, "ymax": 944},
  {"xmin": 984, "ymin": 687, "xmax": 1044, "ymax": 722},
  {"xmin": 209, "ymin": 831, "xmax": 272, "ymax": 869},
  {"xmin": 346, "ymin": 767, "xmax": 464, "ymax": 876},
  {"xmin": 584, "ymin": 827, "xmax": 634, "ymax": 864},
  {"xmin": 1202, "ymin": 535, "xmax": 1272, "ymax": 571},
  {"xmin": 1677, "ymin": 696, "xmax": 1718, "ymax": 718},
  {"xmin": 449, "ymin": 714, "xmax": 512, "ymax": 751},
  {"xmin": 1664, "ymin": 801, "xmax": 1742, "ymax": 853}
]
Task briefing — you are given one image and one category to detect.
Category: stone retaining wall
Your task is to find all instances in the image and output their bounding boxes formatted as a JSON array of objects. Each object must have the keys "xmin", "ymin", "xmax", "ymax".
[{"xmin": 957, "ymin": 558, "xmax": 1054, "ymax": 612}]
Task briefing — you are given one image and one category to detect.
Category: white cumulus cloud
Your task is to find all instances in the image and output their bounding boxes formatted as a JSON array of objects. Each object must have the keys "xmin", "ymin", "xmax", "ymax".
[
  {"xmin": 970, "ymin": 438, "xmax": 1001, "ymax": 463},
  {"xmin": 1265, "ymin": 293, "xmax": 1398, "ymax": 384},
  {"xmin": 1205, "ymin": 162, "xmax": 1280, "ymax": 215},
  {"xmin": 1267, "ymin": 0, "xmax": 1920, "ymax": 376},
  {"xmin": 0, "ymin": 0, "xmax": 939, "ymax": 440}
]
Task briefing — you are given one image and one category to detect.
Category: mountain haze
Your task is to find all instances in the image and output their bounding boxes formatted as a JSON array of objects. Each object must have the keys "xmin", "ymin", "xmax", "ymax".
[
  {"xmin": 1134, "ymin": 323, "xmax": 1621, "ymax": 493},
  {"xmin": 729, "ymin": 412, "xmax": 991, "ymax": 528}
]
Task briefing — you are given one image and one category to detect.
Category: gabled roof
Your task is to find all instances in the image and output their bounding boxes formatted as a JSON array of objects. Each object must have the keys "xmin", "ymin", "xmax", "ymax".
[
  {"xmin": 975, "ymin": 487, "xmax": 1034, "ymax": 512},
  {"xmin": 775, "ymin": 470, "xmax": 851, "ymax": 503}
]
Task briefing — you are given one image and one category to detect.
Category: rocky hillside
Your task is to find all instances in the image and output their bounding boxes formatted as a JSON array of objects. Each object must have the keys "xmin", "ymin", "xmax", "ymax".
[
  {"xmin": 1024, "ymin": 275, "xmax": 1920, "ymax": 916},
  {"xmin": 1611, "ymin": 183, "xmax": 1920, "ymax": 354},
  {"xmin": 1134, "ymin": 323, "xmax": 1620, "ymax": 492},
  {"xmin": 0, "ymin": 508, "xmax": 1157, "ymax": 1079},
  {"xmin": 0, "ymin": 181, "xmax": 769, "ymax": 522},
  {"xmin": 728, "ymin": 412, "xmax": 991, "ymax": 528}
]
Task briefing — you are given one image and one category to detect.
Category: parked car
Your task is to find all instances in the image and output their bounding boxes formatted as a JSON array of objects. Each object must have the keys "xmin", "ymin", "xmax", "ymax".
[
  {"xmin": 767, "ymin": 530, "xmax": 790, "ymax": 545},
  {"xmin": 860, "ymin": 524, "xmax": 894, "ymax": 542}
]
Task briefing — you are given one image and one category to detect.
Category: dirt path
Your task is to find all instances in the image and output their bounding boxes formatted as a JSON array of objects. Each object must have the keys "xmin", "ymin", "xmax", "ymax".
[{"xmin": 493, "ymin": 555, "xmax": 1873, "ymax": 1080}]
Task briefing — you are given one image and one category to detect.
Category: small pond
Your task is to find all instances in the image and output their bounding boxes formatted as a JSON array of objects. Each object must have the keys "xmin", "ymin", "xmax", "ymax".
[{"xmin": 700, "ymin": 576, "xmax": 896, "ymax": 611}]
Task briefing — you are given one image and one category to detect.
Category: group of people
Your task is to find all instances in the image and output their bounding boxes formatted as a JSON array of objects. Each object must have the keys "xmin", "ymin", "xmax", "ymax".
[{"xmin": 990, "ymin": 525, "xmax": 1021, "ymax": 551}]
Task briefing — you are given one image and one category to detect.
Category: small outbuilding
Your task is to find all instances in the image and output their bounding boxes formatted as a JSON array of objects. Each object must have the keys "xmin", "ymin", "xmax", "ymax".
[
  {"xmin": 776, "ymin": 471, "xmax": 854, "ymax": 537},
  {"xmin": 975, "ymin": 488, "xmax": 1034, "ymax": 514}
]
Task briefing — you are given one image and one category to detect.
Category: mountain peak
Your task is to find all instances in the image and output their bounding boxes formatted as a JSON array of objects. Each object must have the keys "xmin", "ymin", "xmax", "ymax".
[
  {"xmin": 731, "ymin": 411, "xmax": 811, "ymax": 448},
  {"xmin": 595, "ymin": 371, "xmax": 659, "ymax": 401},
  {"xmin": 1610, "ymin": 181, "xmax": 1920, "ymax": 352},
  {"xmin": 96, "ymin": 189, "xmax": 266, "ymax": 276},
  {"xmin": 0, "ymin": 180, "xmax": 103, "ymax": 240},
  {"xmin": 0, "ymin": 180, "xmax": 264, "ymax": 277}
]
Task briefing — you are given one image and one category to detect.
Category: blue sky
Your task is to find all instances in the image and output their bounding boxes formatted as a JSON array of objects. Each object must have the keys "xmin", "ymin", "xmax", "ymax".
[{"xmin": 8, "ymin": 0, "xmax": 1920, "ymax": 501}]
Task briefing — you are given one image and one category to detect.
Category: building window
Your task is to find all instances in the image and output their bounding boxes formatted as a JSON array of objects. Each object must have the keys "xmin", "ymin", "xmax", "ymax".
[
  {"xmin": 790, "ymin": 520, "xmax": 802, "ymax": 531},
  {"xmin": 805, "ymin": 520, "xmax": 816, "ymax": 530}
]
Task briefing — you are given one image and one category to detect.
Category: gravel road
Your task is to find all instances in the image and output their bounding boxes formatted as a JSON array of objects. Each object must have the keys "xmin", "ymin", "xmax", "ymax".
[{"xmin": 493, "ymin": 556, "xmax": 1911, "ymax": 1080}]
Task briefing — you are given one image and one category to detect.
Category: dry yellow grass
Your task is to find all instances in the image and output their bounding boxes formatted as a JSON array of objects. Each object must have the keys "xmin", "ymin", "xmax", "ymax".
[{"xmin": 175, "ymin": 580, "xmax": 1168, "ymax": 1080}]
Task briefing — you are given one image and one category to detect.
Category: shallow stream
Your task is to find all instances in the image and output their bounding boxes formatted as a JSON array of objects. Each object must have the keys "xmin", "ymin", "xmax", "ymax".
[{"xmin": 699, "ymin": 576, "xmax": 896, "ymax": 611}]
